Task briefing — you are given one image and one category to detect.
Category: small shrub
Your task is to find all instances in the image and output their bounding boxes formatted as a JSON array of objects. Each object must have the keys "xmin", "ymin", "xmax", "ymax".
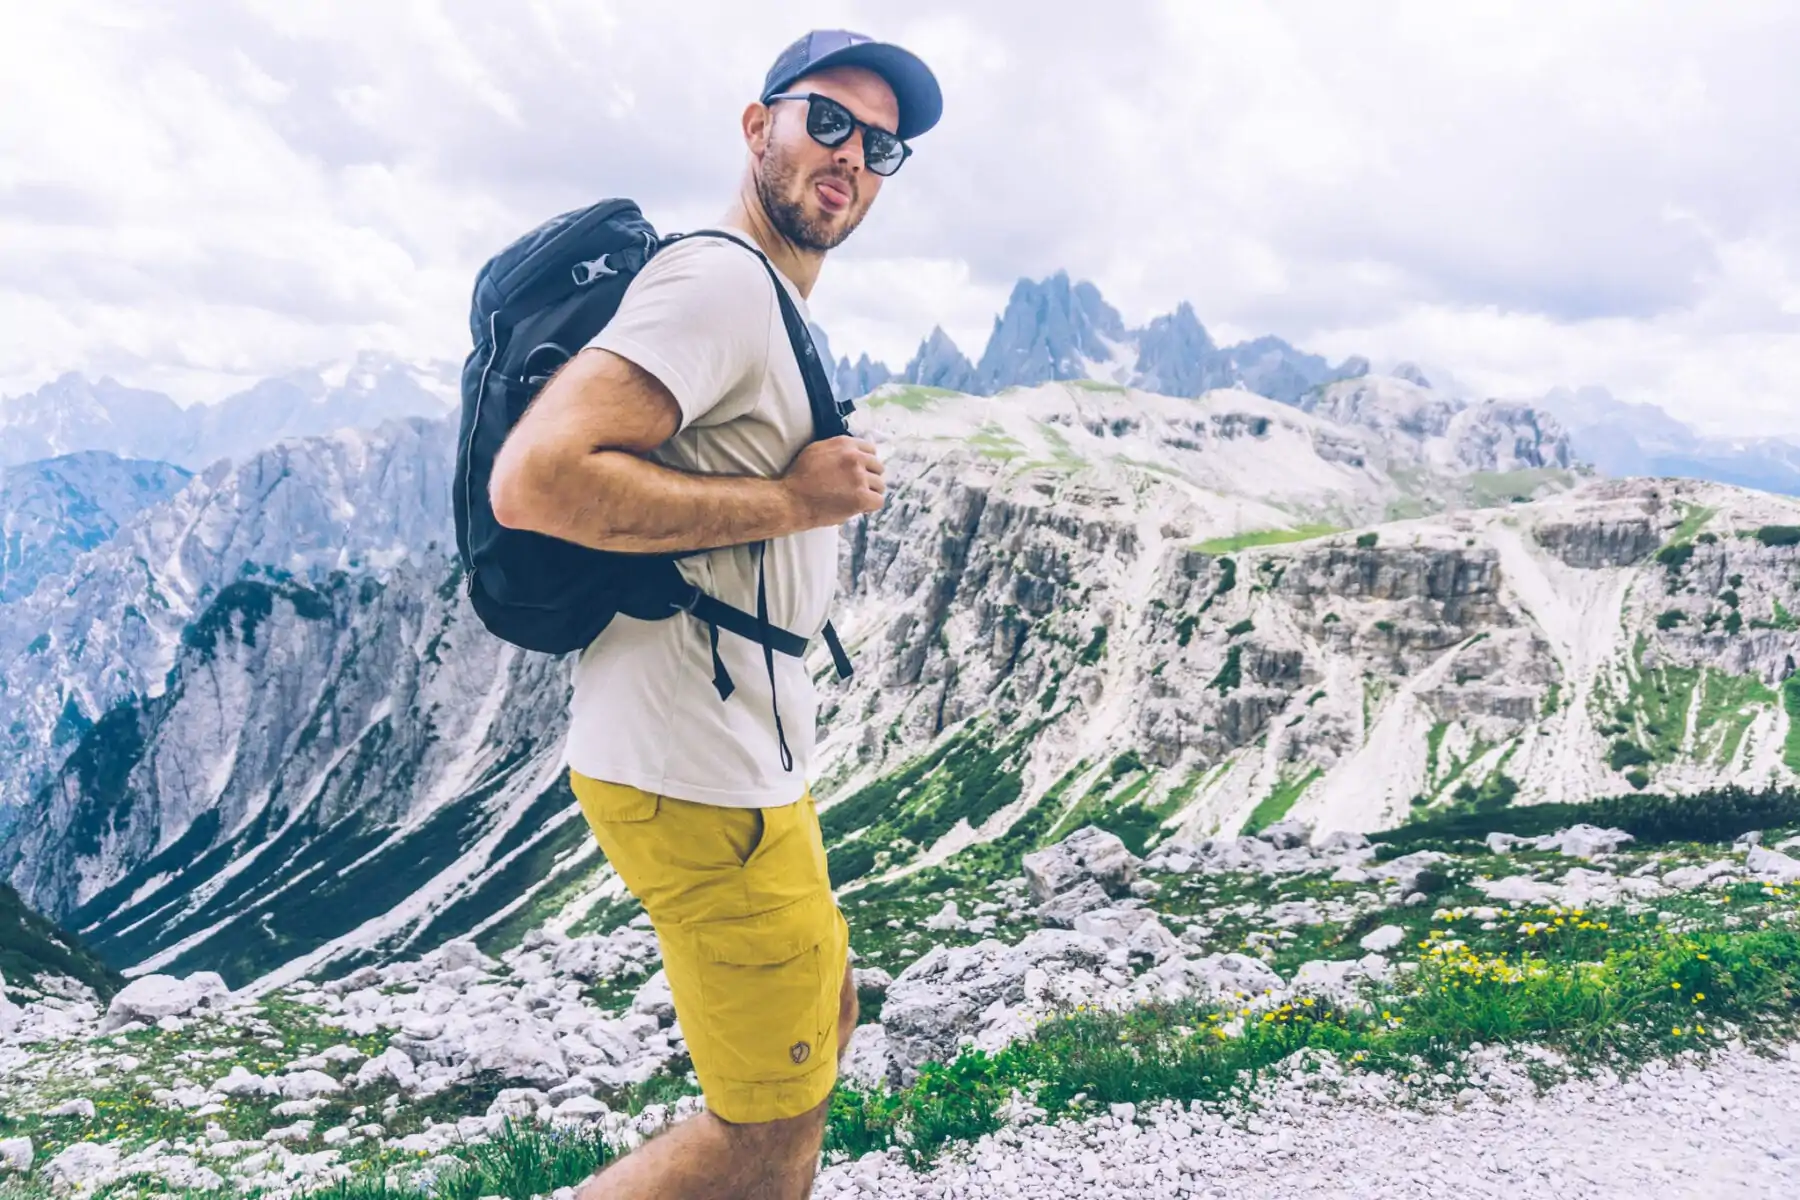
[
  {"xmin": 1755, "ymin": 525, "xmax": 1800, "ymax": 547},
  {"xmin": 1608, "ymin": 740, "xmax": 1653, "ymax": 771},
  {"xmin": 1625, "ymin": 768, "xmax": 1651, "ymax": 789},
  {"xmin": 1724, "ymin": 611, "xmax": 1744, "ymax": 635},
  {"xmin": 1356, "ymin": 532, "xmax": 1380, "ymax": 548},
  {"xmin": 1656, "ymin": 543, "xmax": 1696, "ymax": 572},
  {"xmin": 1225, "ymin": 618, "xmax": 1254, "ymax": 639},
  {"xmin": 1656, "ymin": 609, "xmax": 1687, "ymax": 630}
]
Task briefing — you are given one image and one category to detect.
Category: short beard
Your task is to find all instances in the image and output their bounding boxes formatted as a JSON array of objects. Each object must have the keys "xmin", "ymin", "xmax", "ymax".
[{"xmin": 756, "ymin": 139, "xmax": 863, "ymax": 252}]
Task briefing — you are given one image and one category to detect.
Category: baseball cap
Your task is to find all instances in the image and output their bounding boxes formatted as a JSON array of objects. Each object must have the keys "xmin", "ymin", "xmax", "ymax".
[{"xmin": 761, "ymin": 29, "xmax": 943, "ymax": 140}]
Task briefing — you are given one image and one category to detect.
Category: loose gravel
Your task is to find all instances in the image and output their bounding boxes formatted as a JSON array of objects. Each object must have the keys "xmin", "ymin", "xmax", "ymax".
[{"xmin": 814, "ymin": 1043, "xmax": 1800, "ymax": 1199}]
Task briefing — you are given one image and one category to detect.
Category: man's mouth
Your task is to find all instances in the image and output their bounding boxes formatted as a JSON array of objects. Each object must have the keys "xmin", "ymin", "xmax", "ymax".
[{"xmin": 814, "ymin": 176, "xmax": 853, "ymax": 213}]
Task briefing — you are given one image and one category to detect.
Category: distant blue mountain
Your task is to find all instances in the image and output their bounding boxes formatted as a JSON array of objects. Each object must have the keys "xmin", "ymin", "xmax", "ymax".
[
  {"xmin": 1537, "ymin": 385, "xmax": 1800, "ymax": 496},
  {"xmin": 817, "ymin": 271, "xmax": 1365, "ymax": 405}
]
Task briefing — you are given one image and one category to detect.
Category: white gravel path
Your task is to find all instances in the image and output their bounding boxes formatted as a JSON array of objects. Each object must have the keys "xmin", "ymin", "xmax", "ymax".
[{"xmin": 815, "ymin": 1043, "xmax": 1800, "ymax": 1199}]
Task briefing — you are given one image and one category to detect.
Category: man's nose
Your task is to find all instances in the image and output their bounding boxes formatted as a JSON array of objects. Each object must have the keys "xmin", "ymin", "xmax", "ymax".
[{"xmin": 832, "ymin": 131, "xmax": 866, "ymax": 173}]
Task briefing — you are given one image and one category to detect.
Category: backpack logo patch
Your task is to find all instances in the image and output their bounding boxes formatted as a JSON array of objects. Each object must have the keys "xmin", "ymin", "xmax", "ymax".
[{"xmin": 789, "ymin": 1041, "xmax": 812, "ymax": 1065}]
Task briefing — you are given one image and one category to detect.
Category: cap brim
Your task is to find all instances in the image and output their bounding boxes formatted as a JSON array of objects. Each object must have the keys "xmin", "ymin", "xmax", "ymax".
[{"xmin": 769, "ymin": 41, "xmax": 942, "ymax": 140}]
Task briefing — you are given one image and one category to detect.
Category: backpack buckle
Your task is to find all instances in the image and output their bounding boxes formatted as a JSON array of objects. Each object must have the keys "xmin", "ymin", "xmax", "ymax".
[{"xmin": 571, "ymin": 254, "xmax": 617, "ymax": 286}]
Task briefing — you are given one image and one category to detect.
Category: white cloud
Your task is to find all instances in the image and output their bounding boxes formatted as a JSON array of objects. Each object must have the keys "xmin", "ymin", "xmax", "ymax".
[{"xmin": 0, "ymin": 0, "xmax": 1795, "ymax": 434}]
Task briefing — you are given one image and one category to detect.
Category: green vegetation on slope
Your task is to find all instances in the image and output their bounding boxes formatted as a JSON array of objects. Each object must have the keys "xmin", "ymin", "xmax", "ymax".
[
  {"xmin": 0, "ymin": 882, "xmax": 123, "ymax": 999},
  {"xmin": 865, "ymin": 385, "xmax": 958, "ymax": 412},
  {"xmin": 821, "ymin": 723, "xmax": 1040, "ymax": 888},
  {"xmin": 1242, "ymin": 768, "xmax": 1322, "ymax": 836},
  {"xmin": 1374, "ymin": 783, "xmax": 1800, "ymax": 852},
  {"xmin": 1193, "ymin": 524, "xmax": 1341, "ymax": 555},
  {"xmin": 1786, "ymin": 677, "xmax": 1800, "ymax": 774}
]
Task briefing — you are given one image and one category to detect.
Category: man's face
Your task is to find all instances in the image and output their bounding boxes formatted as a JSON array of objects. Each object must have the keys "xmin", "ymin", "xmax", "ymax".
[{"xmin": 753, "ymin": 66, "xmax": 899, "ymax": 252}]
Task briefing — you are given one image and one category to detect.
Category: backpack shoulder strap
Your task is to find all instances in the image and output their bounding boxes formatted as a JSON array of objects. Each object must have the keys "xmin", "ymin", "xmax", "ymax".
[{"xmin": 666, "ymin": 230, "xmax": 852, "ymax": 440}]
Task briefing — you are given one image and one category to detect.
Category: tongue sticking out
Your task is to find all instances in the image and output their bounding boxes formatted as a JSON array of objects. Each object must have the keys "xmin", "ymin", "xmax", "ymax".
[{"xmin": 815, "ymin": 179, "xmax": 850, "ymax": 212}]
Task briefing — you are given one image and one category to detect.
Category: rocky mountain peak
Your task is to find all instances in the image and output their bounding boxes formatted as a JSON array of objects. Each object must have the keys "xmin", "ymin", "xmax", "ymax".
[
  {"xmin": 972, "ymin": 271, "xmax": 1130, "ymax": 395},
  {"xmin": 902, "ymin": 327, "xmax": 977, "ymax": 394}
]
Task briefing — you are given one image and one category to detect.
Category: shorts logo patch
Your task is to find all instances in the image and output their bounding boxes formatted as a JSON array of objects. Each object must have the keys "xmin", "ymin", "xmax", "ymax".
[{"xmin": 789, "ymin": 1040, "xmax": 812, "ymax": 1064}]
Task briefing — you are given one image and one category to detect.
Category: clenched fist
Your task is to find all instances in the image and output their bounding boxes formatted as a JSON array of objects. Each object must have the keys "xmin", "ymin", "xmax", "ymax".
[{"xmin": 782, "ymin": 436, "xmax": 886, "ymax": 528}]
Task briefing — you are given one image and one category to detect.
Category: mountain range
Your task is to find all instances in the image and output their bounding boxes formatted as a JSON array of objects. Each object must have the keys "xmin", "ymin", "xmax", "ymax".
[
  {"xmin": 0, "ymin": 353, "xmax": 457, "ymax": 473},
  {"xmin": 1538, "ymin": 385, "xmax": 1800, "ymax": 497},
  {"xmin": 1, "ymin": 264, "xmax": 1798, "ymax": 997},
  {"xmin": 809, "ymin": 271, "xmax": 1369, "ymax": 406},
  {"xmin": 11, "ymin": 358, "xmax": 1781, "ymax": 996}
]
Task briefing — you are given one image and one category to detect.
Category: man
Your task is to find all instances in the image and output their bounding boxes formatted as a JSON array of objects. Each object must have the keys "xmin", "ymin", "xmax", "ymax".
[{"xmin": 486, "ymin": 29, "xmax": 943, "ymax": 1200}]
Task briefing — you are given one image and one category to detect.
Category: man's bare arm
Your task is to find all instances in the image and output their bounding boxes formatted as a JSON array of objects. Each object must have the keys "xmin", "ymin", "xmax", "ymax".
[{"xmin": 487, "ymin": 346, "xmax": 884, "ymax": 554}]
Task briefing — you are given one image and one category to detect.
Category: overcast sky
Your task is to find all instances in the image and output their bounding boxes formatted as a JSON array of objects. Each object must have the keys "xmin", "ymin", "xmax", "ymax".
[{"xmin": 4, "ymin": 0, "xmax": 1798, "ymax": 434}]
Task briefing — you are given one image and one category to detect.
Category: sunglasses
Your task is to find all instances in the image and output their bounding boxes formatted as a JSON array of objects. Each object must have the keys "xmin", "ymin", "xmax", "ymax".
[{"xmin": 764, "ymin": 92, "xmax": 912, "ymax": 177}]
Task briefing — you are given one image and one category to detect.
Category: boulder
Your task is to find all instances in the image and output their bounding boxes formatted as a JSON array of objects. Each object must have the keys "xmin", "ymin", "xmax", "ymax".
[
  {"xmin": 276, "ymin": 1070, "xmax": 343, "ymax": 1100},
  {"xmin": 852, "ymin": 967, "xmax": 893, "ymax": 1000},
  {"xmin": 435, "ymin": 940, "xmax": 495, "ymax": 973},
  {"xmin": 212, "ymin": 1066, "xmax": 275, "ymax": 1098},
  {"xmin": 549, "ymin": 1095, "xmax": 610, "ymax": 1123},
  {"xmin": 923, "ymin": 900, "xmax": 963, "ymax": 932},
  {"xmin": 1747, "ymin": 845, "xmax": 1800, "ymax": 884},
  {"xmin": 1256, "ymin": 820, "xmax": 1310, "ymax": 850},
  {"xmin": 1541, "ymin": 825, "xmax": 1635, "ymax": 859},
  {"xmin": 1662, "ymin": 860, "xmax": 1736, "ymax": 891},
  {"xmin": 883, "ymin": 931, "xmax": 1111, "ymax": 1076},
  {"xmin": 99, "ymin": 972, "xmax": 231, "ymax": 1032},
  {"xmin": 1072, "ymin": 907, "xmax": 1162, "ymax": 947},
  {"xmin": 1022, "ymin": 827, "xmax": 1140, "ymax": 903},
  {"xmin": 463, "ymin": 1017, "xmax": 569, "ymax": 1088},
  {"xmin": 1359, "ymin": 925, "xmax": 1406, "ymax": 953},
  {"xmin": 44, "ymin": 1142, "xmax": 120, "ymax": 1190},
  {"xmin": 0, "ymin": 1137, "xmax": 32, "ymax": 1174},
  {"xmin": 1371, "ymin": 850, "xmax": 1448, "ymax": 894},
  {"xmin": 354, "ymin": 1047, "xmax": 418, "ymax": 1090},
  {"xmin": 47, "ymin": 1098, "xmax": 95, "ymax": 1119},
  {"xmin": 1130, "ymin": 953, "xmax": 1283, "ymax": 1005},
  {"xmin": 1034, "ymin": 879, "xmax": 1113, "ymax": 928},
  {"xmin": 839, "ymin": 1023, "xmax": 896, "ymax": 1090},
  {"xmin": 631, "ymin": 971, "xmax": 676, "ymax": 1025},
  {"xmin": 486, "ymin": 1087, "xmax": 548, "ymax": 1120},
  {"xmin": 1474, "ymin": 876, "xmax": 1559, "ymax": 906}
]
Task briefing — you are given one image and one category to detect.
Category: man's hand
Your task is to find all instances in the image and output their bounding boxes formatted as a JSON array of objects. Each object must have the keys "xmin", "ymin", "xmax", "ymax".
[{"xmin": 781, "ymin": 437, "xmax": 886, "ymax": 528}]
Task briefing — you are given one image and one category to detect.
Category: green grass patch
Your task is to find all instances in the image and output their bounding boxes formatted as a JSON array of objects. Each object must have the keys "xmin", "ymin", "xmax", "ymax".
[
  {"xmin": 1785, "ymin": 678, "xmax": 1800, "ymax": 774},
  {"xmin": 1241, "ymin": 768, "xmax": 1322, "ymax": 836},
  {"xmin": 1671, "ymin": 503, "xmax": 1718, "ymax": 546},
  {"xmin": 1193, "ymin": 525, "xmax": 1341, "ymax": 555},
  {"xmin": 866, "ymin": 385, "xmax": 958, "ymax": 411},
  {"xmin": 967, "ymin": 423, "xmax": 1027, "ymax": 462}
]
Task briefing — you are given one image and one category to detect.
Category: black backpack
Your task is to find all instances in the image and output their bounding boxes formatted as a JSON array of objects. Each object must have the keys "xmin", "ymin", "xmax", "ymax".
[{"xmin": 452, "ymin": 199, "xmax": 853, "ymax": 764}]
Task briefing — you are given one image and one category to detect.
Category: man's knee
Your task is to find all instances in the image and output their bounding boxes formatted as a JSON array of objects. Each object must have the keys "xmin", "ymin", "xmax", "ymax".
[{"xmin": 715, "ymin": 1091, "xmax": 830, "ymax": 1158}]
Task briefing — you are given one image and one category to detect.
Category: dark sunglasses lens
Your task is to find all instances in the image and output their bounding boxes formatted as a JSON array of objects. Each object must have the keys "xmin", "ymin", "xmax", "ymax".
[
  {"xmin": 806, "ymin": 97, "xmax": 854, "ymax": 145},
  {"xmin": 864, "ymin": 133, "xmax": 905, "ymax": 175}
]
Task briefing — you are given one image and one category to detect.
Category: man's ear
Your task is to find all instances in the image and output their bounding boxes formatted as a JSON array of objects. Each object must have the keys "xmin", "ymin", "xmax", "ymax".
[{"xmin": 742, "ymin": 101, "xmax": 772, "ymax": 156}]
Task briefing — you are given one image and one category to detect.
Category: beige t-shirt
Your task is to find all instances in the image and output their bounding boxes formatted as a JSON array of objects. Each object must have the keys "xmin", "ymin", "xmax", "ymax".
[{"xmin": 561, "ymin": 229, "xmax": 840, "ymax": 809}]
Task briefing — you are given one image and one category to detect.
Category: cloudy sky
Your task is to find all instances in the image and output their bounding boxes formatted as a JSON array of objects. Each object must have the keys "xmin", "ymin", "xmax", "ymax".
[{"xmin": 4, "ymin": 0, "xmax": 1798, "ymax": 434}]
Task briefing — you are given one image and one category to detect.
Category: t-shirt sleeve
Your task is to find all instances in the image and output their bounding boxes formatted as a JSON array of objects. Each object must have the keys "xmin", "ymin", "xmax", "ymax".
[{"xmin": 585, "ymin": 240, "xmax": 773, "ymax": 432}]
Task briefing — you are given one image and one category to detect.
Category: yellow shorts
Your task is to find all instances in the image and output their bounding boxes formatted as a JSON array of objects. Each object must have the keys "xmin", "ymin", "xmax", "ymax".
[{"xmin": 569, "ymin": 769, "xmax": 850, "ymax": 1124}]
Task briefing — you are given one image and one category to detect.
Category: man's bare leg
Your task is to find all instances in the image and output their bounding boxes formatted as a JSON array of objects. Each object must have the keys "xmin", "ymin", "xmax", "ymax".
[{"xmin": 575, "ymin": 961, "xmax": 860, "ymax": 1200}]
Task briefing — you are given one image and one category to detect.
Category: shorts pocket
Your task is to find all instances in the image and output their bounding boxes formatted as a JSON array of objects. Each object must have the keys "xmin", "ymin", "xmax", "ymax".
[
  {"xmin": 570, "ymin": 772, "xmax": 659, "ymax": 824},
  {"xmin": 689, "ymin": 894, "xmax": 837, "ymax": 1084}
]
